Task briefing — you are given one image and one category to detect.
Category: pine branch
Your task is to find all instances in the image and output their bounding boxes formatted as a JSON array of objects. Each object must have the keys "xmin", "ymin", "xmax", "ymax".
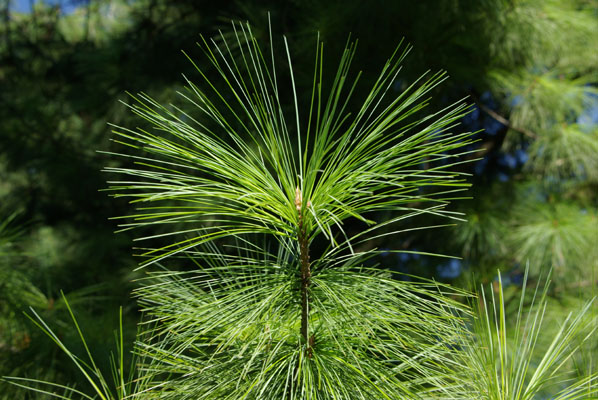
[
  {"xmin": 470, "ymin": 92, "xmax": 538, "ymax": 139},
  {"xmin": 295, "ymin": 187, "xmax": 312, "ymax": 357}
]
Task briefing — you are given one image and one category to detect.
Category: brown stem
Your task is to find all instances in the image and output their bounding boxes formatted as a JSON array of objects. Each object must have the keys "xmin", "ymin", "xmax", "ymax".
[
  {"xmin": 286, "ymin": 187, "xmax": 314, "ymax": 398},
  {"xmin": 299, "ymin": 218, "xmax": 311, "ymax": 352},
  {"xmin": 295, "ymin": 187, "xmax": 312, "ymax": 357}
]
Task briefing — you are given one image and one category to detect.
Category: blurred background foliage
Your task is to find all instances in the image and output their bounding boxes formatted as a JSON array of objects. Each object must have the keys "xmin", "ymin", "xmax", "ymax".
[{"xmin": 0, "ymin": 0, "xmax": 596, "ymax": 397}]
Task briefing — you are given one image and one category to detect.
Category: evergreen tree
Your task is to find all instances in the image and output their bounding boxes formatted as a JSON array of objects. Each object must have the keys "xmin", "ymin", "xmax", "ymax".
[
  {"xmin": 5, "ymin": 18, "xmax": 597, "ymax": 399},
  {"xmin": 1, "ymin": 1, "xmax": 597, "ymax": 398}
]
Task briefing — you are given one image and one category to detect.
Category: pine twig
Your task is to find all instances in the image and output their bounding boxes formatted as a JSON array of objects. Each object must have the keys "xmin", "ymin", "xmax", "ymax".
[{"xmin": 471, "ymin": 93, "xmax": 538, "ymax": 139}]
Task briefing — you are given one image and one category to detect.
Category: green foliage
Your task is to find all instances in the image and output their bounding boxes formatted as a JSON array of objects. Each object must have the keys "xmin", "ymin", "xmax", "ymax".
[
  {"xmin": 3, "ymin": 294, "xmax": 145, "ymax": 400},
  {"xmin": 462, "ymin": 268, "xmax": 598, "ymax": 399},
  {"xmin": 101, "ymin": 21, "xmax": 478, "ymax": 398},
  {"xmin": 526, "ymin": 124, "xmax": 598, "ymax": 181},
  {"xmin": 134, "ymin": 254, "xmax": 469, "ymax": 399},
  {"xmin": 509, "ymin": 202, "xmax": 597, "ymax": 275},
  {"xmin": 452, "ymin": 0, "xmax": 598, "ymax": 288},
  {"xmin": 1, "ymin": 0, "xmax": 597, "ymax": 398},
  {"xmin": 106, "ymin": 27, "xmax": 474, "ymax": 266},
  {"xmin": 0, "ymin": 209, "xmax": 125, "ymax": 400}
]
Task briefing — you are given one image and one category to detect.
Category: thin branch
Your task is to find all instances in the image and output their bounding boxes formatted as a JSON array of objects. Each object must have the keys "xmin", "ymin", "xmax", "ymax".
[
  {"xmin": 296, "ymin": 187, "xmax": 312, "ymax": 357},
  {"xmin": 470, "ymin": 92, "xmax": 538, "ymax": 139}
]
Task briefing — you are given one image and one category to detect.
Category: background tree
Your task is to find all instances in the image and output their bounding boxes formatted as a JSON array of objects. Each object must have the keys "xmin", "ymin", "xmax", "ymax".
[{"xmin": 0, "ymin": 0, "xmax": 596, "ymax": 397}]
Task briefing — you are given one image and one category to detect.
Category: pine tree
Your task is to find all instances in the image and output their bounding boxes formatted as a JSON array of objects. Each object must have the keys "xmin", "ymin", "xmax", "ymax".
[
  {"xmin": 103, "ymin": 21, "xmax": 477, "ymax": 398},
  {"xmin": 7, "ymin": 18, "xmax": 597, "ymax": 400},
  {"xmin": 1, "ymin": 1, "xmax": 597, "ymax": 398}
]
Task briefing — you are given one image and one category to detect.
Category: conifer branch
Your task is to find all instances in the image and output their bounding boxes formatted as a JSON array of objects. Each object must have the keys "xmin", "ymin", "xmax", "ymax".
[
  {"xmin": 471, "ymin": 92, "xmax": 538, "ymax": 139},
  {"xmin": 296, "ymin": 187, "xmax": 312, "ymax": 357}
]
